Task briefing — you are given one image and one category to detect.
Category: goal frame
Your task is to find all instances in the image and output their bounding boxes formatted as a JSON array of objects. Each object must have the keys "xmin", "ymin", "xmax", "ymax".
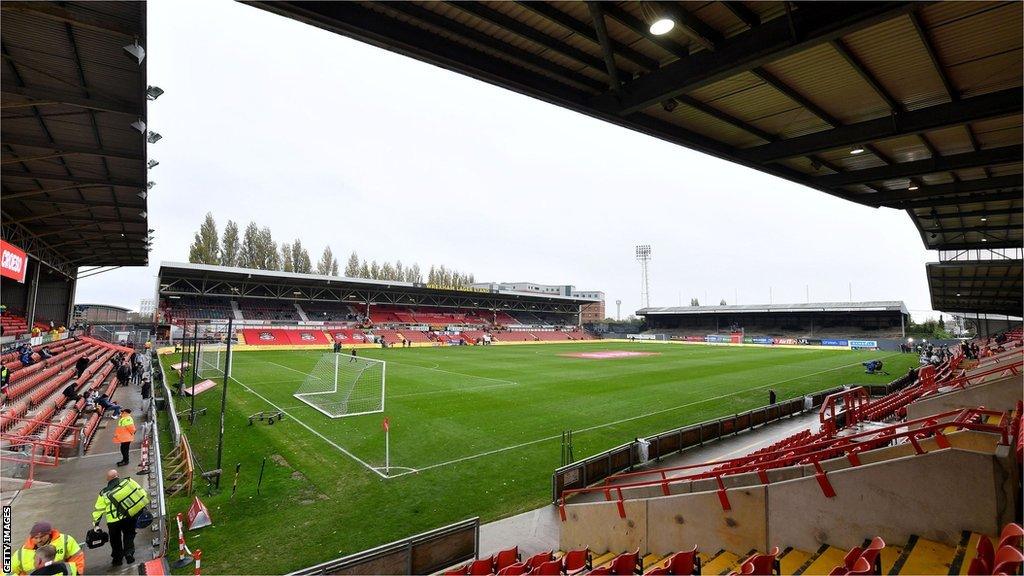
[
  {"xmin": 197, "ymin": 342, "xmax": 232, "ymax": 380},
  {"xmin": 293, "ymin": 353, "xmax": 387, "ymax": 419}
]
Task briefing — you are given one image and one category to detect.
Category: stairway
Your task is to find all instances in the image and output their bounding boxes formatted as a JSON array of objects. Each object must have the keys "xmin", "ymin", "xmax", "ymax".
[
  {"xmin": 294, "ymin": 302, "xmax": 309, "ymax": 322},
  {"xmin": 230, "ymin": 300, "xmax": 243, "ymax": 320}
]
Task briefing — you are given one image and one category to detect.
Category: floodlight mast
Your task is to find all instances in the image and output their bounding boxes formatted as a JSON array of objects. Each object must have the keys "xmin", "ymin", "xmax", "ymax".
[{"xmin": 635, "ymin": 245, "xmax": 652, "ymax": 309}]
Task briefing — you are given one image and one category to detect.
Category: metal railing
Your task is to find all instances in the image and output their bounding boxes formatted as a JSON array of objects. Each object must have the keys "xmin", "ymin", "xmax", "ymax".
[
  {"xmin": 557, "ymin": 407, "xmax": 1010, "ymax": 516},
  {"xmin": 289, "ymin": 517, "xmax": 480, "ymax": 575}
]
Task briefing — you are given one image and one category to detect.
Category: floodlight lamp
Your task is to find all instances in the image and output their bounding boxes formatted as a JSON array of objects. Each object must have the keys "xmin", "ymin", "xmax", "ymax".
[
  {"xmin": 139, "ymin": 211, "xmax": 148, "ymax": 218},
  {"xmin": 956, "ymin": 293, "xmax": 961, "ymax": 297},
  {"xmin": 146, "ymin": 86, "xmax": 164, "ymax": 100},
  {"xmin": 661, "ymin": 98, "xmax": 678, "ymax": 112},
  {"xmin": 981, "ymin": 238, "xmax": 987, "ymax": 242},
  {"xmin": 146, "ymin": 131, "xmax": 162, "ymax": 144},
  {"xmin": 908, "ymin": 183, "xmax": 919, "ymax": 191},
  {"xmin": 147, "ymin": 181, "xmax": 156, "ymax": 189},
  {"xmin": 147, "ymin": 159, "xmax": 159, "ymax": 169},
  {"xmin": 123, "ymin": 40, "xmax": 146, "ymax": 65},
  {"xmin": 137, "ymin": 191, "xmax": 147, "ymax": 200},
  {"xmin": 850, "ymin": 145, "xmax": 865, "ymax": 155},
  {"xmin": 130, "ymin": 119, "xmax": 146, "ymax": 133},
  {"xmin": 980, "ymin": 216, "xmax": 987, "ymax": 222},
  {"xmin": 650, "ymin": 18, "xmax": 674, "ymax": 35}
]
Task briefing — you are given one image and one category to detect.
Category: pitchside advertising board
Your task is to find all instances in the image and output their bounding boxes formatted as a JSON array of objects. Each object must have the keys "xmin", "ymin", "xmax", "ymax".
[{"xmin": 0, "ymin": 240, "xmax": 27, "ymax": 283}]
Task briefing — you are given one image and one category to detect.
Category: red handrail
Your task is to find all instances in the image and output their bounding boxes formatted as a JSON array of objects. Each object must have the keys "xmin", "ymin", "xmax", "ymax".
[{"xmin": 564, "ymin": 407, "xmax": 1008, "ymax": 504}]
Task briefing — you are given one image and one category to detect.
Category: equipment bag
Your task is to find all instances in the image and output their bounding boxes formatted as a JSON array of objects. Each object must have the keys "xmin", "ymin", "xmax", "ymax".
[{"xmin": 104, "ymin": 478, "xmax": 150, "ymax": 519}]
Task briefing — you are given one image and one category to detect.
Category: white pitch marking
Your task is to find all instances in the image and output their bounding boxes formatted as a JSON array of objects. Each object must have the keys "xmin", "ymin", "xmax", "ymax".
[
  {"xmin": 226, "ymin": 373, "xmax": 388, "ymax": 479},
  {"xmin": 388, "ymin": 353, "xmax": 900, "ymax": 476}
]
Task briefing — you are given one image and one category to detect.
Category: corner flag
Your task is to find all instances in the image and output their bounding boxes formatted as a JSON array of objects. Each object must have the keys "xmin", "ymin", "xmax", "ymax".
[{"xmin": 383, "ymin": 417, "xmax": 390, "ymax": 432}]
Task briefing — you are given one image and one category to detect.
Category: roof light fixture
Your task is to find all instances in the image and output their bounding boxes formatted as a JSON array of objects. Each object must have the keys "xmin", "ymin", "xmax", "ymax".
[
  {"xmin": 981, "ymin": 238, "xmax": 987, "ymax": 242},
  {"xmin": 956, "ymin": 293, "xmax": 961, "ymax": 297},
  {"xmin": 147, "ymin": 181, "xmax": 156, "ymax": 189},
  {"xmin": 661, "ymin": 98, "xmax": 678, "ymax": 112},
  {"xmin": 130, "ymin": 119, "xmax": 146, "ymax": 133},
  {"xmin": 146, "ymin": 86, "xmax": 164, "ymax": 100},
  {"xmin": 981, "ymin": 215, "xmax": 988, "ymax": 222},
  {"xmin": 139, "ymin": 211, "xmax": 148, "ymax": 218},
  {"xmin": 137, "ymin": 191, "xmax": 147, "ymax": 200},
  {"xmin": 146, "ymin": 131, "xmax": 162, "ymax": 144},
  {"xmin": 147, "ymin": 159, "xmax": 159, "ymax": 169},
  {"xmin": 123, "ymin": 39, "xmax": 146, "ymax": 65},
  {"xmin": 908, "ymin": 183, "xmax": 919, "ymax": 191},
  {"xmin": 641, "ymin": 2, "xmax": 675, "ymax": 35},
  {"xmin": 850, "ymin": 145, "xmax": 865, "ymax": 155}
]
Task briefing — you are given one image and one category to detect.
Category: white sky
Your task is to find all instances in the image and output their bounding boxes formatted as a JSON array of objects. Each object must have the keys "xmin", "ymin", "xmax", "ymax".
[{"xmin": 74, "ymin": 0, "xmax": 943, "ymax": 320}]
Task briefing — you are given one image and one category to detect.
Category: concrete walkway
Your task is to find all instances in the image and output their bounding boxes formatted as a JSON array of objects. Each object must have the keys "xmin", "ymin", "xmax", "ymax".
[
  {"xmin": 3, "ymin": 371, "xmax": 151, "ymax": 575},
  {"xmin": 478, "ymin": 409, "xmax": 821, "ymax": 558}
]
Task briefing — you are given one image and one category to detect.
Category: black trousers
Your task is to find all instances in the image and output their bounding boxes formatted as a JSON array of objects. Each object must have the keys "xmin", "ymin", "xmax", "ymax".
[
  {"xmin": 119, "ymin": 441, "xmax": 130, "ymax": 463},
  {"xmin": 108, "ymin": 516, "xmax": 137, "ymax": 561}
]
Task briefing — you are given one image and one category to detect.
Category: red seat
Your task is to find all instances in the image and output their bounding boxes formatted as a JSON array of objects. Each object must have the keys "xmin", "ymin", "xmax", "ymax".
[
  {"xmin": 979, "ymin": 533, "xmax": 997, "ymax": 571},
  {"xmin": 1000, "ymin": 523, "xmax": 1024, "ymax": 549},
  {"xmin": 469, "ymin": 557, "xmax": 494, "ymax": 575},
  {"xmin": 533, "ymin": 559, "xmax": 562, "ymax": 575},
  {"xmin": 588, "ymin": 568, "xmax": 612, "ymax": 576},
  {"xmin": 992, "ymin": 545, "xmax": 1024, "ymax": 575},
  {"xmin": 524, "ymin": 552, "xmax": 553, "ymax": 571},
  {"xmin": 738, "ymin": 547, "xmax": 779, "ymax": 576},
  {"xmin": 562, "ymin": 547, "xmax": 591, "ymax": 575},
  {"xmin": 494, "ymin": 547, "xmax": 520, "ymax": 572},
  {"xmin": 647, "ymin": 568, "xmax": 670, "ymax": 576},
  {"xmin": 660, "ymin": 546, "xmax": 699, "ymax": 575},
  {"xmin": 609, "ymin": 550, "xmax": 641, "ymax": 575},
  {"xmin": 836, "ymin": 537, "xmax": 884, "ymax": 575},
  {"xmin": 443, "ymin": 564, "xmax": 469, "ymax": 576},
  {"xmin": 966, "ymin": 557, "xmax": 989, "ymax": 576},
  {"xmin": 496, "ymin": 563, "xmax": 529, "ymax": 576}
]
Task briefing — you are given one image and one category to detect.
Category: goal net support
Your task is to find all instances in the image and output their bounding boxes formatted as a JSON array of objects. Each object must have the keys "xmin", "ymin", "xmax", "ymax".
[
  {"xmin": 294, "ymin": 353, "xmax": 386, "ymax": 418},
  {"xmin": 197, "ymin": 343, "xmax": 232, "ymax": 380}
]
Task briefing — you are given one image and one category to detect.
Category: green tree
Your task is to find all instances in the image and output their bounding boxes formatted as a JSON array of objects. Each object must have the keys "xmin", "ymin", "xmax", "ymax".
[
  {"xmin": 937, "ymin": 315, "xmax": 945, "ymax": 330},
  {"xmin": 369, "ymin": 260, "xmax": 381, "ymax": 279},
  {"xmin": 381, "ymin": 262, "xmax": 395, "ymax": 280},
  {"xmin": 317, "ymin": 246, "xmax": 335, "ymax": 275},
  {"xmin": 220, "ymin": 220, "xmax": 240, "ymax": 267},
  {"xmin": 720, "ymin": 298, "xmax": 727, "ymax": 305},
  {"xmin": 395, "ymin": 261, "xmax": 404, "ymax": 281},
  {"xmin": 357, "ymin": 260, "xmax": 370, "ymax": 278},
  {"xmin": 427, "ymin": 266, "xmax": 437, "ymax": 285},
  {"xmin": 238, "ymin": 222, "xmax": 260, "ymax": 268},
  {"xmin": 331, "ymin": 256, "xmax": 339, "ymax": 276},
  {"xmin": 188, "ymin": 212, "xmax": 220, "ymax": 264},
  {"xmin": 690, "ymin": 298, "xmax": 700, "ymax": 306},
  {"xmin": 292, "ymin": 240, "xmax": 311, "ymax": 273},
  {"xmin": 345, "ymin": 252, "xmax": 359, "ymax": 277},
  {"xmin": 280, "ymin": 242, "xmax": 294, "ymax": 272},
  {"xmin": 407, "ymin": 263, "xmax": 422, "ymax": 283}
]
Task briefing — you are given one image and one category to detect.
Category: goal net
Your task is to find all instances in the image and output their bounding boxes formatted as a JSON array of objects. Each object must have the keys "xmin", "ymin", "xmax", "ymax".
[
  {"xmin": 294, "ymin": 353, "xmax": 386, "ymax": 418},
  {"xmin": 197, "ymin": 343, "xmax": 232, "ymax": 380}
]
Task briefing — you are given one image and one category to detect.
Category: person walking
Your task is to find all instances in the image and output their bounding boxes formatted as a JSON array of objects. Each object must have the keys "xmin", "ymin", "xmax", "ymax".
[
  {"xmin": 28, "ymin": 545, "xmax": 77, "ymax": 576},
  {"xmin": 113, "ymin": 408, "xmax": 135, "ymax": 466},
  {"xmin": 9, "ymin": 521, "xmax": 85, "ymax": 576},
  {"xmin": 74, "ymin": 356, "xmax": 90, "ymax": 380},
  {"xmin": 116, "ymin": 361, "xmax": 131, "ymax": 388},
  {"xmin": 92, "ymin": 469, "xmax": 149, "ymax": 567}
]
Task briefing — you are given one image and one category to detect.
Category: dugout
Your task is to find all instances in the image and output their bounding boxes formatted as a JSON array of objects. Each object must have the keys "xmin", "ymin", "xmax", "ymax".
[{"xmin": 638, "ymin": 301, "xmax": 909, "ymax": 339}]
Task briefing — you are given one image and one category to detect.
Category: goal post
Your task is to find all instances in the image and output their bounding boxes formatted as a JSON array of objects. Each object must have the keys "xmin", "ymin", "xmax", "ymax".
[
  {"xmin": 294, "ymin": 353, "xmax": 386, "ymax": 418},
  {"xmin": 197, "ymin": 343, "xmax": 232, "ymax": 380}
]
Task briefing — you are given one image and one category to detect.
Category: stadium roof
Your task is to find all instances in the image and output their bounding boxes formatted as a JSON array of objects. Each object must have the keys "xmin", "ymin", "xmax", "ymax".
[
  {"xmin": 158, "ymin": 261, "xmax": 599, "ymax": 305},
  {"xmin": 926, "ymin": 259, "xmax": 1022, "ymax": 318},
  {"xmin": 639, "ymin": 301, "xmax": 909, "ymax": 316},
  {"xmin": 246, "ymin": 1, "xmax": 1022, "ymax": 255},
  {"xmin": 1, "ymin": 2, "xmax": 150, "ymax": 276}
]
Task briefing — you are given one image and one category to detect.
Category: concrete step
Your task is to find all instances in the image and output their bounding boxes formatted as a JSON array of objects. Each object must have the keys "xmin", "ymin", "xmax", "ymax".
[
  {"xmin": 796, "ymin": 545, "xmax": 847, "ymax": 575},
  {"xmin": 702, "ymin": 550, "xmax": 742, "ymax": 575},
  {"xmin": 895, "ymin": 535, "xmax": 956, "ymax": 575}
]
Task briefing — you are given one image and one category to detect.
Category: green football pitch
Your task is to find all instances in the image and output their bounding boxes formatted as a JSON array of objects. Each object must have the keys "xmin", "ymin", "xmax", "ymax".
[{"xmin": 159, "ymin": 342, "xmax": 917, "ymax": 574}]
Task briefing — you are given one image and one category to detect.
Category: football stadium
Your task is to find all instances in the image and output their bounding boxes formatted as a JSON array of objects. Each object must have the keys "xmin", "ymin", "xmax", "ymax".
[{"xmin": 1, "ymin": 2, "xmax": 1022, "ymax": 576}]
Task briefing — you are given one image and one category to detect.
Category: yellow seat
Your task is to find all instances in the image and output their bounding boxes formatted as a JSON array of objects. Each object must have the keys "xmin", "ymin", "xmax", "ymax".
[
  {"xmin": 702, "ymin": 550, "xmax": 741, "ymax": 575},
  {"xmin": 897, "ymin": 537, "xmax": 956, "ymax": 575},
  {"xmin": 778, "ymin": 547, "xmax": 813, "ymax": 574}
]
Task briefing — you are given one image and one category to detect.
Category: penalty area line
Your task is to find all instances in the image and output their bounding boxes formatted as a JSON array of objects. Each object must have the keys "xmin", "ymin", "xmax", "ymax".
[
  {"xmin": 390, "ymin": 353, "xmax": 901, "ymax": 476},
  {"xmin": 227, "ymin": 374, "xmax": 389, "ymax": 480}
]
